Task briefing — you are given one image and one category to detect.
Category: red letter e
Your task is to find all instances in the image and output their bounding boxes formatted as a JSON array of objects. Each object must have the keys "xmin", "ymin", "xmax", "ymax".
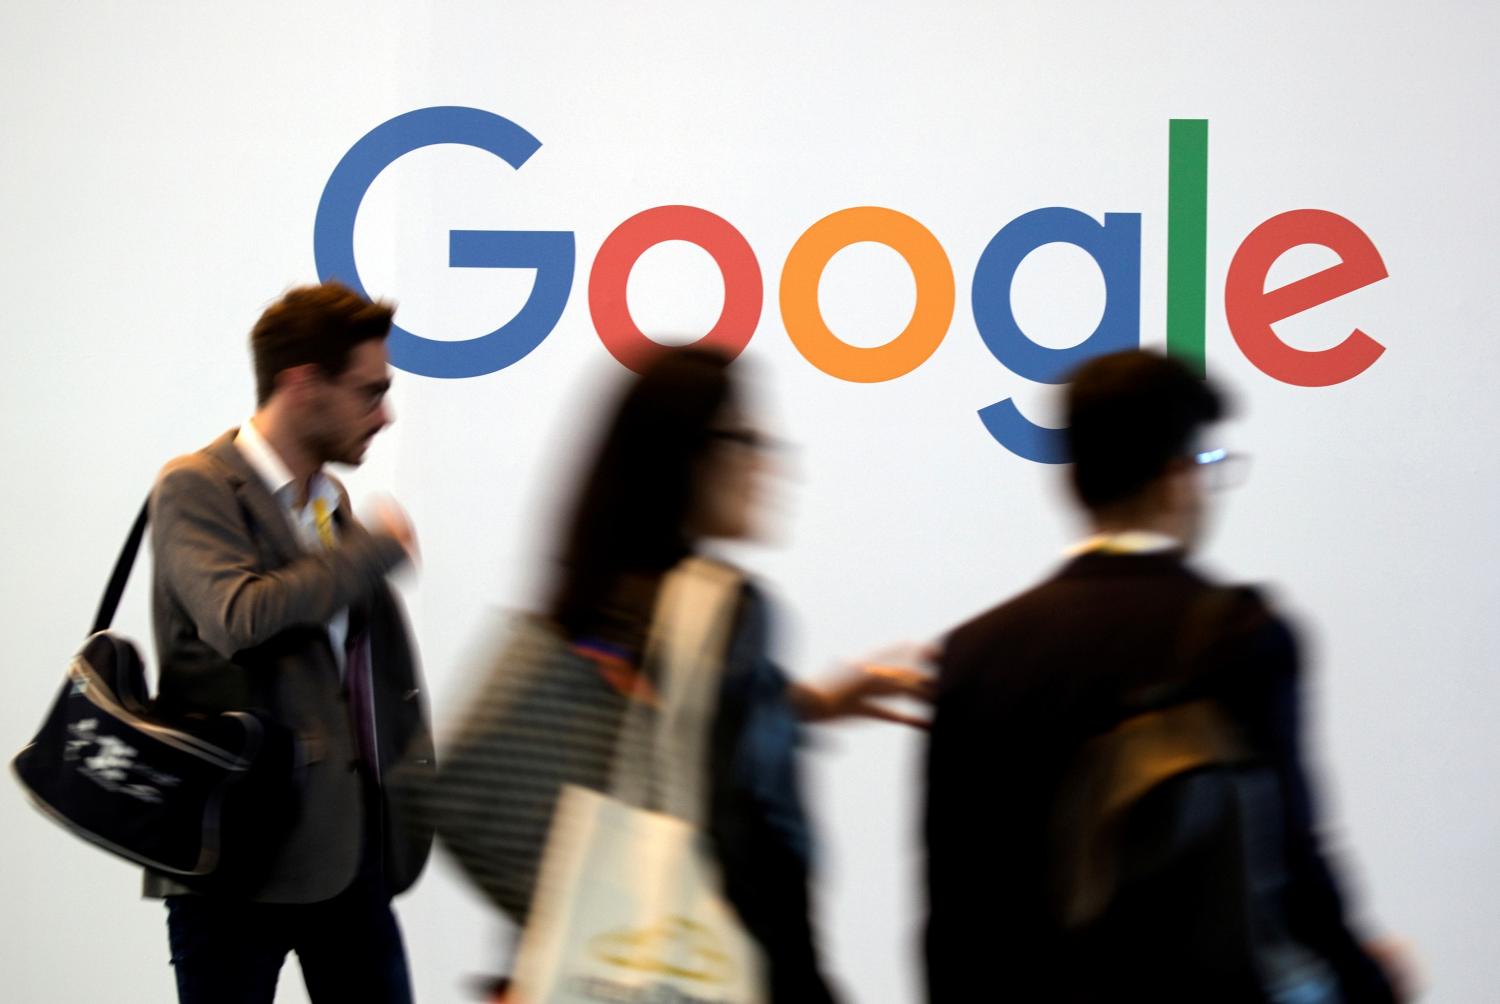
[{"xmin": 1225, "ymin": 209, "xmax": 1387, "ymax": 387}]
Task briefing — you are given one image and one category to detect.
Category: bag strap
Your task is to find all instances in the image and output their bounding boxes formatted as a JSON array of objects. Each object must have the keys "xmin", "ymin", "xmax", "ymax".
[
  {"xmin": 653, "ymin": 560, "xmax": 742, "ymax": 824},
  {"xmin": 607, "ymin": 557, "xmax": 742, "ymax": 824},
  {"xmin": 1126, "ymin": 585, "xmax": 1243, "ymax": 712},
  {"xmin": 91, "ymin": 498, "xmax": 150, "ymax": 635}
]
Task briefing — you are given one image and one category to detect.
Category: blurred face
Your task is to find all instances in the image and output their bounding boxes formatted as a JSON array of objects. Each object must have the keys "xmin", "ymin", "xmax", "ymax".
[
  {"xmin": 302, "ymin": 338, "xmax": 393, "ymax": 467},
  {"xmin": 689, "ymin": 404, "xmax": 775, "ymax": 541},
  {"xmin": 1168, "ymin": 456, "xmax": 1208, "ymax": 550},
  {"xmin": 1170, "ymin": 432, "xmax": 1234, "ymax": 550}
]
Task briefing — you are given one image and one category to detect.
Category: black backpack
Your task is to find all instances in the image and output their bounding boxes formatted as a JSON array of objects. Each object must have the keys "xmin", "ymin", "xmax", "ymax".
[{"xmin": 1049, "ymin": 589, "xmax": 1344, "ymax": 1004}]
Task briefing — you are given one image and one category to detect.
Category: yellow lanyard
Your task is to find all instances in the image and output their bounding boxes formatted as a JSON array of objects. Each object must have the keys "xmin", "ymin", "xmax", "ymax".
[{"xmin": 1069, "ymin": 531, "xmax": 1180, "ymax": 556}]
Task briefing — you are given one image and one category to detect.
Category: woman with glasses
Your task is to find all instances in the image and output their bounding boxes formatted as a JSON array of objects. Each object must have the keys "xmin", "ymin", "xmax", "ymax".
[{"xmin": 476, "ymin": 345, "xmax": 926, "ymax": 1003}]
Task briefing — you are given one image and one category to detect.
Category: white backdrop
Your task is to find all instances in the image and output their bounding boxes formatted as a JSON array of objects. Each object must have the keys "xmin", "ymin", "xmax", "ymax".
[{"xmin": 4, "ymin": 3, "xmax": 1497, "ymax": 1001}]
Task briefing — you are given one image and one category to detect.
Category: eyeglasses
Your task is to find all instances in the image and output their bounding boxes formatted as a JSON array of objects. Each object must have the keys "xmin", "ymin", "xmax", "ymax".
[
  {"xmin": 1193, "ymin": 448, "xmax": 1251, "ymax": 491},
  {"xmin": 335, "ymin": 375, "xmax": 391, "ymax": 414}
]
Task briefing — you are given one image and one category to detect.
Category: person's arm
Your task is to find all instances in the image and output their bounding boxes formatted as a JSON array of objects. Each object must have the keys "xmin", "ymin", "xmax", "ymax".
[
  {"xmin": 708, "ymin": 585, "xmax": 837, "ymax": 1004},
  {"xmin": 788, "ymin": 661, "xmax": 933, "ymax": 727},
  {"xmin": 1224, "ymin": 610, "xmax": 1401, "ymax": 1002},
  {"xmin": 1268, "ymin": 632, "xmax": 1401, "ymax": 1002},
  {"xmin": 926, "ymin": 630, "xmax": 1007, "ymax": 1002},
  {"xmin": 151, "ymin": 457, "xmax": 407, "ymax": 658},
  {"xmin": 926, "ymin": 616, "xmax": 1063, "ymax": 1002}
]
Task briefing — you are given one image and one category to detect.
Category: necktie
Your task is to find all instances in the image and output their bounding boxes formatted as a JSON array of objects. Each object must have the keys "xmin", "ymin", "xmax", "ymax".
[
  {"xmin": 346, "ymin": 632, "xmax": 379, "ymax": 782},
  {"xmin": 311, "ymin": 496, "xmax": 379, "ymax": 779},
  {"xmin": 311, "ymin": 496, "xmax": 336, "ymax": 550}
]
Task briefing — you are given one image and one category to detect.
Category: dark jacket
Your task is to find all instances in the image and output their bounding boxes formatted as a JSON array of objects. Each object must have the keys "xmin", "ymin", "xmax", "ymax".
[
  {"xmin": 710, "ymin": 581, "xmax": 835, "ymax": 1004},
  {"xmin": 145, "ymin": 430, "xmax": 433, "ymax": 903},
  {"xmin": 925, "ymin": 550, "xmax": 1393, "ymax": 1003}
]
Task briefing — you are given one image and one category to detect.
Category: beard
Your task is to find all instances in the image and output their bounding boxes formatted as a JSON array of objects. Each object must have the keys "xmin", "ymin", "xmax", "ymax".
[{"xmin": 306, "ymin": 426, "xmax": 373, "ymax": 468}]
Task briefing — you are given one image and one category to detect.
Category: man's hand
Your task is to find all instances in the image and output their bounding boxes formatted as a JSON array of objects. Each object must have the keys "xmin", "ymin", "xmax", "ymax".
[{"xmin": 371, "ymin": 497, "xmax": 419, "ymax": 564}]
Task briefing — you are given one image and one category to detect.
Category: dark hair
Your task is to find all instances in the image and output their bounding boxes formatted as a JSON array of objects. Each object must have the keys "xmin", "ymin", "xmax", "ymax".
[
  {"xmin": 550, "ymin": 346, "xmax": 736, "ymax": 636},
  {"xmin": 250, "ymin": 282, "xmax": 394, "ymax": 405},
  {"xmin": 1065, "ymin": 350, "xmax": 1225, "ymax": 510}
]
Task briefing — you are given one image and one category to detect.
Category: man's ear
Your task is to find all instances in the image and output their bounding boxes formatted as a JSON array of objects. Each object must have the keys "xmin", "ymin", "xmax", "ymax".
[
  {"xmin": 1160, "ymin": 455, "xmax": 1197, "ymax": 508},
  {"xmin": 273, "ymin": 363, "xmax": 321, "ymax": 402},
  {"xmin": 1163, "ymin": 454, "xmax": 1193, "ymax": 477}
]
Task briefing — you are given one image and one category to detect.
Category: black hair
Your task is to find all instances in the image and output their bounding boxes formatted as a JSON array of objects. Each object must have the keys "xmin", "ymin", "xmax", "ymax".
[
  {"xmin": 1064, "ymin": 350, "xmax": 1226, "ymax": 510},
  {"xmin": 549, "ymin": 346, "xmax": 736, "ymax": 636},
  {"xmin": 250, "ymin": 282, "xmax": 394, "ymax": 405}
]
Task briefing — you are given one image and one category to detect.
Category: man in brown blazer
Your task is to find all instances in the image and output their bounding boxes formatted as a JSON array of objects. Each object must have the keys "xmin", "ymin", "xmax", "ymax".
[{"xmin": 147, "ymin": 282, "xmax": 433, "ymax": 1003}]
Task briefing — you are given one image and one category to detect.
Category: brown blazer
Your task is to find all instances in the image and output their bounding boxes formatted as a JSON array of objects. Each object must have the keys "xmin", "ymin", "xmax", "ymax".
[{"xmin": 144, "ymin": 430, "xmax": 433, "ymax": 903}]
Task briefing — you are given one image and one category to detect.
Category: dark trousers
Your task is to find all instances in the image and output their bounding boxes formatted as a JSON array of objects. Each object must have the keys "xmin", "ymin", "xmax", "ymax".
[{"xmin": 164, "ymin": 873, "xmax": 412, "ymax": 1004}]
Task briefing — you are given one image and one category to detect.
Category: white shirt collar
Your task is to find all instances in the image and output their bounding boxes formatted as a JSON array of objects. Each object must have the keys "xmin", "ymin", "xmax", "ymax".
[
  {"xmin": 235, "ymin": 419, "xmax": 295, "ymax": 497},
  {"xmin": 1065, "ymin": 530, "xmax": 1183, "ymax": 557},
  {"xmin": 234, "ymin": 419, "xmax": 338, "ymax": 509}
]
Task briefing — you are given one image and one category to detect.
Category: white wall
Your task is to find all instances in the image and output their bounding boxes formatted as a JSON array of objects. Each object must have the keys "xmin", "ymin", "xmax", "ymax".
[{"xmin": 3, "ymin": 3, "xmax": 1496, "ymax": 1000}]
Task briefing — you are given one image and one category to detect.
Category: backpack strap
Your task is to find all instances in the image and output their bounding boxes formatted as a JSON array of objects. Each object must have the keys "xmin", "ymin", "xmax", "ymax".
[
  {"xmin": 1128, "ymin": 585, "xmax": 1244, "ymax": 711},
  {"xmin": 90, "ymin": 498, "xmax": 150, "ymax": 636}
]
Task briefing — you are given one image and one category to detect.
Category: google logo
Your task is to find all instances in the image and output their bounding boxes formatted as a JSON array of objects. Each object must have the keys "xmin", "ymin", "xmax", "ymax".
[{"xmin": 314, "ymin": 106, "xmax": 1388, "ymax": 463}]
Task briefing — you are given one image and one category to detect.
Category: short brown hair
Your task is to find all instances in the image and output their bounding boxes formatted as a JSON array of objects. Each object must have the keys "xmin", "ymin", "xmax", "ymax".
[{"xmin": 250, "ymin": 282, "xmax": 394, "ymax": 405}]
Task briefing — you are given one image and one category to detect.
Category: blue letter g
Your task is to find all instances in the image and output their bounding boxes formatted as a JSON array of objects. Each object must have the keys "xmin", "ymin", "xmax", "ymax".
[{"xmin": 314, "ymin": 106, "xmax": 575, "ymax": 378}]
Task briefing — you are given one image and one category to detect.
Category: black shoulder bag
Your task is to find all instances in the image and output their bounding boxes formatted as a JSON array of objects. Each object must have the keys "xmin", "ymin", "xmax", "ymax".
[{"xmin": 11, "ymin": 500, "xmax": 295, "ymax": 894}]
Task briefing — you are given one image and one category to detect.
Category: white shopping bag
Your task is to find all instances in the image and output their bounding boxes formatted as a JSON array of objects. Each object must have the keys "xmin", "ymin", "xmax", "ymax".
[
  {"xmin": 510, "ymin": 558, "xmax": 767, "ymax": 1004},
  {"xmin": 511, "ymin": 784, "xmax": 764, "ymax": 1003}
]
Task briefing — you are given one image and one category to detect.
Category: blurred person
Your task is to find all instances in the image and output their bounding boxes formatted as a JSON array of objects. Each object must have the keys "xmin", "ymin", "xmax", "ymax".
[
  {"xmin": 924, "ymin": 350, "xmax": 1404, "ymax": 1002},
  {"xmin": 146, "ymin": 282, "xmax": 432, "ymax": 1003},
  {"xmin": 484, "ymin": 345, "xmax": 927, "ymax": 1002}
]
